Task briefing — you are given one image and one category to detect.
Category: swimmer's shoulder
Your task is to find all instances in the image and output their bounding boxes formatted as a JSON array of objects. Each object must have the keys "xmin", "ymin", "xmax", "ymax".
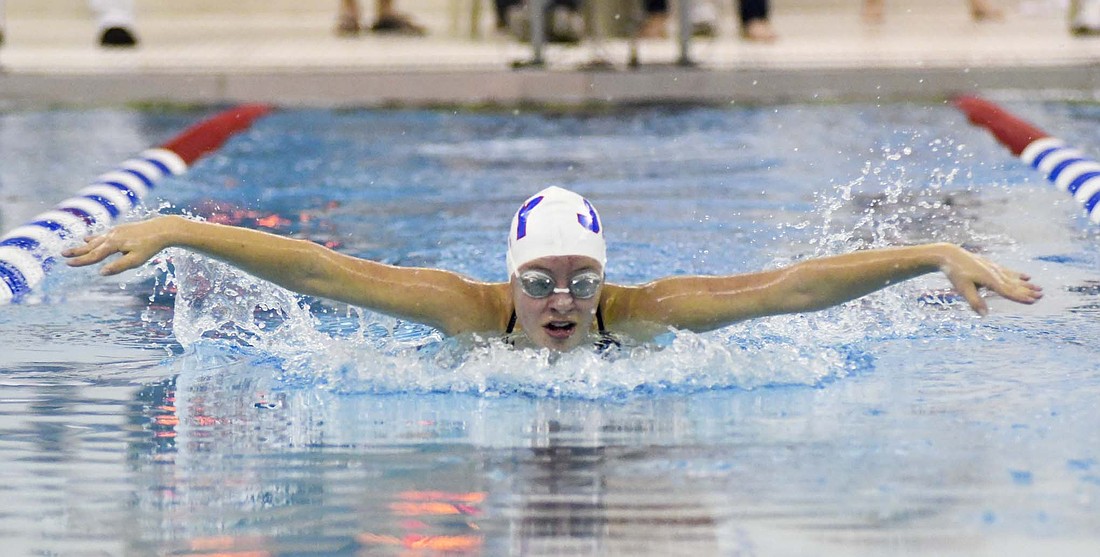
[
  {"xmin": 433, "ymin": 278, "xmax": 514, "ymax": 336},
  {"xmin": 479, "ymin": 280, "xmax": 516, "ymax": 333},
  {"xmin": 599, "ymin": 282, "xmax": 668, "ymax": 341}
]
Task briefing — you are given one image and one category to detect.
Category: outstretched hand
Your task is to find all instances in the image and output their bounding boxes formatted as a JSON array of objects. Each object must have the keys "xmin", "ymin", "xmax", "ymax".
[
  {"xmin": 62, "ymin": 218, "xmax": 174, "ymax": 276},
  {"xmin": 940, "ymin": 246, "xmax": 1043, "ymax": 315}
]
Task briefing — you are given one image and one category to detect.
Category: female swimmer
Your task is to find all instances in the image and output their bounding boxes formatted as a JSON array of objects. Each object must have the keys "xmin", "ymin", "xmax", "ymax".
[{"xmin": 63, "ymin": 186, "xmax": 1042, "ymax": 352}]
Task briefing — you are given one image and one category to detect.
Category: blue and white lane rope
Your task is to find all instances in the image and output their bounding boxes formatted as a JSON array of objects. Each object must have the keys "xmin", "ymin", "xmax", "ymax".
[
  {"xmin": 0, "ymin": 104, "xmax": 273, "ymax": 304},
  {"xmin": 1019, "ymin": 137, "xmax": 1100, "ymax": 222},
  {"xmin": 955, "ymin": 95, "xmax": 1100, "ymax": 224},
  {"xmin": 0, "ymin": 148, "xmax": 187, "ymax": 304}
]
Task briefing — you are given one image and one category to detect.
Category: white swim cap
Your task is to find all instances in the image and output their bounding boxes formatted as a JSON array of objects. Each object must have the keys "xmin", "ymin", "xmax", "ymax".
[{"xmin": 506, "ymin": 186, "xmax": 606, "ymax": 276}]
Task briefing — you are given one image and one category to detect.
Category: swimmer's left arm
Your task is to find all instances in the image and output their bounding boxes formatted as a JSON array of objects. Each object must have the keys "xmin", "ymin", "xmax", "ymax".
[
  {"xmin": 63, "ymin": 216, "xmax": 510, "ymax": 336},
  {"xmin": 604, "ymin": 243, "xmax": 1042, "ymax": 333}
]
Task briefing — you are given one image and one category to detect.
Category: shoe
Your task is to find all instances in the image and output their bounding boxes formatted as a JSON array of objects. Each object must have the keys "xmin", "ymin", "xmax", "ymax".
[
  {"xmin": 1071, "ymin": 0, "xmax": 1100, "ymax": 35},
  {"xmin": 335, "ymin": 14, "xmax": 360, "ymax": 36},
  {"xmin": 692, "ymin": 21, "xmax": 716, "ymax": 38},
  {"xmin": 547, "ymin": 5, "xmax": 583, "ymax": 44},
  {"xmin": 99, "ymin": 27, "xmax": 138, "ymax": 47},
  {"xmin": 369, "ymin": 13, "xmax": 427, "ymax": 36},
  {"xmin": 691, "ymin": 1, "xmax": 718, "ymax": 38}
]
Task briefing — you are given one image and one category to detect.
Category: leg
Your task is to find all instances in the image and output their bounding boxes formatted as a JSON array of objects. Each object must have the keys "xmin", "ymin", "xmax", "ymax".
[
  {"xmin": 335, "ymin": 0, "xmax": 361, "ymax": 36},
  {"xmin": 495, "ymin": 0, "xmax": 518, "ymax": 29},
  {"xmin": 862, "ymin": 0, "xmax": 884, "ymax": 23},
  {"xmin": 376, "ymin": 0, "xmax": 396, "ymax": 18},
  {"xmin": 640, "ymin": 0, "xmax": 670, "ymax": 39},
  {"xmin": 969, "ymin": 0, "xmax": 1003, "ymax": 21},
  {"xmin": 738, "ymin": 0, "xmax": 775, "ymax": 41}
]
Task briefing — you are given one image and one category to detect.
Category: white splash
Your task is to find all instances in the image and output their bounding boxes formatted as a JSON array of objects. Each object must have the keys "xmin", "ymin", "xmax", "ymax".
[{"xmin": 153, "ymin": 145, "xmax": 990, "ymax": 399}]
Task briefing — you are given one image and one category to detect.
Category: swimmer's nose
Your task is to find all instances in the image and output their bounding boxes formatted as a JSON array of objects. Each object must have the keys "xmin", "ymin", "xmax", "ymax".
[{"xmin": 548, "ymin": 290, "xmax": 576, "ymax": 310}]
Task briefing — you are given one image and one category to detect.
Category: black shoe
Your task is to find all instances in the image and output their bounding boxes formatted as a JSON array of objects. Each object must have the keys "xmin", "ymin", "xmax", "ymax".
[
  {"xmin": 99, "ymin": 27, "xmax": 138, "ymax": 47},
  {"xmin": 369, "ymin": 14, "xmax": 427, "ymax": 36},
  {"xmin": 692, "ymin": 21, "xmax": 716, "ymax": 38}
]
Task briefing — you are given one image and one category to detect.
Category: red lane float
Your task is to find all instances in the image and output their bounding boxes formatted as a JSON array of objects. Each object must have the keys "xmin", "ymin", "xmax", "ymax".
[
  {"xmin": 955, "ymin": 95, "xmax": 1100, "ymax": 224},
  {"xmin": 0, "ymin": 104, "xmax": 273, "ymax": 304}
]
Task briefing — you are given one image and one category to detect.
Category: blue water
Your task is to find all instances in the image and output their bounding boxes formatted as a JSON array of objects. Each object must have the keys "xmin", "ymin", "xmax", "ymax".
[{"xmin": 1, "ymin": 101, "xmax": 1099, "ymax": 555}]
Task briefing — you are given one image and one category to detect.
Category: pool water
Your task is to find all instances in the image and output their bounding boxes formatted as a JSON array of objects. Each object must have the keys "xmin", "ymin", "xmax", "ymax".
[{"xmin": 1, "ymin": 101, "xmax": 1098, "ymax": 555}]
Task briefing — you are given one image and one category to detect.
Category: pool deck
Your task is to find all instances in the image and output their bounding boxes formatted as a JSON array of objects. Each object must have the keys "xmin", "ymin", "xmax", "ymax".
[{"xmin": 1, "ymin": 0, "xmax": 1098, "ymax": 108}]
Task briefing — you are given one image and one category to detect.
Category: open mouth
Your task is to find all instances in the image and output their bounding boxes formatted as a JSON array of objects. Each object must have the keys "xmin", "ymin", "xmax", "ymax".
[{"xmin": 543, "ymin": 321, "xmax": 577, "ymax": 339}]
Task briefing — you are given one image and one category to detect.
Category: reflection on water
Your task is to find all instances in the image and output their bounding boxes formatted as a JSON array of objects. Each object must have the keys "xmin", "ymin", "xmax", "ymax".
[
  {"xmin": 1, "ymin": 103, "xmax": 1100, "ymax": 555},
  {"xmin": 101, "ymin": 338, "xmax": 1098, "ymax": 556}
]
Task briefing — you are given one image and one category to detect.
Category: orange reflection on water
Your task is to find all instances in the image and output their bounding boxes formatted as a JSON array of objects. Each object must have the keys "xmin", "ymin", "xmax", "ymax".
[
  {"xmin": 398, "ymin": 491, "xmax": 486, "ymax": 504},
  {"xmin": 182, "ymin": 534, "xmax": 273, "ymax": 557},
  {"xmin": 355, "ymin": 532, "xmax": 482, "ymax": 553},
  {"xmin": 359, "ymin": 490, "xmax": 486, "ymax": 554}
]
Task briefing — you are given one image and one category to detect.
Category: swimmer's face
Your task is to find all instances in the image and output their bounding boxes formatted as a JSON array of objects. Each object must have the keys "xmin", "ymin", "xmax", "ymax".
[{"xmin": 511, "ymin": 255, "xmax": 603, "ymax": 352}]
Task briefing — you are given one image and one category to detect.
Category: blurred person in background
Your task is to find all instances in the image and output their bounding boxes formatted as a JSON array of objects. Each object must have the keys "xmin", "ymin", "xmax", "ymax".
[
  {"xmin": 336, "ymin": 0, "xmax": 426, "ymax": 36},
  {"xmin": 1070, "ymin": 0, "xmax": 1100, "ymax": 34},
  {"xmin": 0, "ymin": 0, "xmax": 138, "ymax": 47},
  {"xmin": 862, "ymin": 0, "xmax": 1003, "ymax": 23},
  {"xmin": 494, "ymin": 0, "xmax": 584, "ymax": 43},
  {"xmin": 639, "ymin": 0, "xmax": 776, "ymax": 42}
]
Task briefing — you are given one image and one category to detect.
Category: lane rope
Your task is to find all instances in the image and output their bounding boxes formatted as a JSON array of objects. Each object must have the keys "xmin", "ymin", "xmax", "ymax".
[
  {"xmin": 955, "ymin": 95, "xmax": 1100, "ymax": 225},
  {"xmin": 0, "ymin": 104, "xmax": 273, "ymax": 304}
]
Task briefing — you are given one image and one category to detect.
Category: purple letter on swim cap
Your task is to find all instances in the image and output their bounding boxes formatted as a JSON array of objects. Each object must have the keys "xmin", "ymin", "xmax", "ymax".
[
  {"xmin": 515, "ymin": 195, "xmax": 544, "ymax": 240},
  {"xmin": 578, "ymin": 200, "xmax": 600, "ymax": 234}
]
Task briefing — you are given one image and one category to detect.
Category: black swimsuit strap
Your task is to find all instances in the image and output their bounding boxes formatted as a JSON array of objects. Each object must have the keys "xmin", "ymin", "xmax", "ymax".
[
  {"xmin": 506, "ymin": 309, "xmax": 518, "ymax": 334},
  {"xmin": 505, "ymin": 305, "xmax": 607, "ymax": 335}
]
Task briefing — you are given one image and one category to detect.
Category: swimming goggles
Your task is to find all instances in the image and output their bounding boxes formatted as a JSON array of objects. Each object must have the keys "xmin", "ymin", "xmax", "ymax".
[{"xmin": 518, "ymin": 270, "xmax": 602, "ymax": 299}]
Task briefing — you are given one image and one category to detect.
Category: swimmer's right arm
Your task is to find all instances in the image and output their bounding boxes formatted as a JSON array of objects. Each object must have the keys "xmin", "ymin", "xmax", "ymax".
[
  {"xmin": 62, "ymin": 216, "xmax": 509, "ymax": 335},
  {"xmin": 603, "ymin": 243, "xmax": 1042, "ymax": 334}
]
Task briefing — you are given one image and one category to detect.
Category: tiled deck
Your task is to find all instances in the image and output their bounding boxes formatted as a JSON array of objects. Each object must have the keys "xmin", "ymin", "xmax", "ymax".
[{"xmin": 1, "ymin": 0, "xmax": 1097, "ymax": 107}]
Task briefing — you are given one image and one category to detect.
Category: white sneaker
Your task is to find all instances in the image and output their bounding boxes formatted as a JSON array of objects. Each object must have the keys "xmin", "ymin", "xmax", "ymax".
[{"xmin": 1072, "ymin": 0, "xmax": 1100, "ymax": 34}]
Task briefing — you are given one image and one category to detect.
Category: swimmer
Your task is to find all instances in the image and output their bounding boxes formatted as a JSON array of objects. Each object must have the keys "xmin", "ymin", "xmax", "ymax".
[{"xmin": 62, "ymin": 186, "xmax": 1042, "ymax": 352}]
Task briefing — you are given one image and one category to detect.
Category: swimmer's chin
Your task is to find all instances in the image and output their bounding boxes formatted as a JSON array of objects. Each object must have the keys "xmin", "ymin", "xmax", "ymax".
[{"xmin": 461, "ymin": 330, "xmax": 587, "ymax": 353}]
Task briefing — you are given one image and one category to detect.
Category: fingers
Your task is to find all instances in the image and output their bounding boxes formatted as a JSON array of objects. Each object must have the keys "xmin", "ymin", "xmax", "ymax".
[
  {"xmin": 958, "ymin": 266, "xmax": 1043, "ymax": 316},
  {"xmin": 59, "ymin": 220, "xmax": 166, "ymax": 276},
  {"xmin": 63, "ymin": 236, "xmax": 115, "ymax": 268},
  {"xmin": 996, "ymin": 273, "xmax": 1044, "ymax": 305},
  {"xmin": 957, "ymin": 281, "xmax": 989, "ymax": 316},
  {"xmin": 62, "ymin": 232, "xmax": 142, "ymax": 272},
  {"xmin": 65, "ymin": 250, "xmax": 108, "ymax": 268},
  {"xmin": 60, "ymin": 234, "xmax": 103, "ymax": 260},
  {"xmin": 946, "ymin": 255, "xmax": 1045, "ymax": 315},
  {"xmin": 60, "ymin": 242, "xmax": 92, "ymax": 258},
  {"xmin": 981, "ymin": 263, "xmax": 1041, "ymax": 303},
  {"xmin": 100, "ymin": 254, "xmax": 135, "ymax": 276}
]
